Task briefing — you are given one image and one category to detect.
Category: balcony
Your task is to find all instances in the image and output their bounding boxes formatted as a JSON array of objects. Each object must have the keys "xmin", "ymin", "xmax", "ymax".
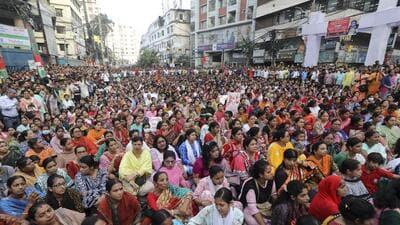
[
  {"xmin": 200, "ymin": 0, "xmax": 207, "ymax": 6},
  {"xmin": 219, "ymin": 7, "xmax": 226, "ymax": 17}
]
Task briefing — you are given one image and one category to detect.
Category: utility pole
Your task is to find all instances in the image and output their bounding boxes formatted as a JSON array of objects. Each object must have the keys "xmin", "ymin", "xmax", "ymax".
[
  {"xmin": 82, "ymin": 0, "xmax": 94, "ymax": 62},
  {"xmin": 36, "ymin": 0, "xmax": 52, "ymax": 64}
]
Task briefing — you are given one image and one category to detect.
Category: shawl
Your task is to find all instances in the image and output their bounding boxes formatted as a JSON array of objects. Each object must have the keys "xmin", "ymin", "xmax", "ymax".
[
  {"xmin": 309, "ymin": 175, "xmax": 342, "ymax": 222},
  {"xmin": 97, "ymin": 192, "xmax": 140, "ymax": 225},
  {"xmin": 306, "ymin": 155, "xmax": 333, "ymax": 177},
  {"xmin": 184, "ymin": 140, "xmax": 201, "ymax": 165},
  {"xmin": 212, "ymin": 205, "xmax": 235, "ymax": 225},
  {"xmin": 45, "ymin": 188, "xmax": 84, "ymax": 212},
  {"xmin": 54, "ymin": 207, "xmax": 85, "ymax": 225}
]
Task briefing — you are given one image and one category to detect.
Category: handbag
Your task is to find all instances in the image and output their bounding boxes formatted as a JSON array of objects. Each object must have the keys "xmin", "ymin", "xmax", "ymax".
[
  {"xmin": 134, "ymin": 175, "xmax": 147, "ymax": 187},
  {"xmin": 256, "ymin": 201, "xmax": 272, "ymax": 217}
]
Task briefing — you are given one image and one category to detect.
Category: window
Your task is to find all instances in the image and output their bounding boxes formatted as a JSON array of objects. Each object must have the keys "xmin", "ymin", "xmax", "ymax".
[
  {"xmin": 228, "ymin": 11, "xmax": 236, "ymax": 23},
  {"xmin": 161, "ymin": 30, "xmax": 164, "ymax": 36},
  {"xmin": 179, "ymin": 14, "xmax": 184, "ymax": 20},
  {"xmin": 209, "ymin": 0, "xmax": 216, "ymax": 11},
  {"xmin": 200, "ymin": 21, "xmax": 206, "ymax": 29},
  {"xmin": 56, "ymin": 9, "xmax": 63, "ymax": 17},
  {"xmin": 200, "ymin": 5, "xmax": 207, "ymax": 13},
  {"xmin": 229, "ymin": 0, "xmax": 236, "ymax": 6},
  {"xmin": 219, "ymin": 16, "xmax": 226, "ymax": 25},
  {"xmin": 247, "ymin": 6, "xmax": 253, "ymax": 19},
  {"xmin": 170, "ymin": 25, "xmax": 173, "ymax": 33},
  {"xmin": 59, "ymin": 44, "xmax": 65, "ymax": 51},
  {"xmin": 209, "ymin": 16, "xmax": 215, "ymax": 27},
  {"xmin": 56, "ymin": 26, "xmax": 66, "ymax": 34},
  {"xmin": 218, "ymin": 0, "xmax": 225, "ymax": 8}
]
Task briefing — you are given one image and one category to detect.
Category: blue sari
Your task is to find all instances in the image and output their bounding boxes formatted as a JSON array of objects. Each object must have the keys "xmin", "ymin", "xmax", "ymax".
[{"xmin": 0, "ymin": 187, "xmax": 43, "ymax": 216}]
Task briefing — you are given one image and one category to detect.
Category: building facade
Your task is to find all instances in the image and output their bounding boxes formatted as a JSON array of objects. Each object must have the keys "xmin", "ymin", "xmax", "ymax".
[
  {"xmin": 106, "ymin": 24, "xmax": 140, "ymax": 65},
  {"xmin": 141, "ymin": 9, "xmax": 191, "ymax": 67},
  {"xmin": 192, "ymin": 0, "xmax": 256, "ymax": 67},
  {"xmin": 254, "ymin": 0, "xmax": 400, "ymax": 66},
  {"xmin": 50, "ymin": 0, "xmax": 86, "ymax": 65}
]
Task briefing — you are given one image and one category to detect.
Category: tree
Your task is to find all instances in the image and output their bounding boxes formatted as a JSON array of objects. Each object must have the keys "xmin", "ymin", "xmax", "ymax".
[
  {"xmin": 137, "ymin": 49, "xmax": 159, "ymax": 68},
  {"xmin": 238, "ymin": 35, "xmax": 254, "ymax": 66},
  {"xmin": 90, "ymin": 13, "xmax": 114, "ymax": 38}
]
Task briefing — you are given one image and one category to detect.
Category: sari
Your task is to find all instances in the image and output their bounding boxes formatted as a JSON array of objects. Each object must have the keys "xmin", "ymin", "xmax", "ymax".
[
  {"xmin": 304, "ymin": 155, "xmax": 335, "ymax": 190},
  {"xmin": 35, "ymin": 169, "xmax": 74, "ymax": 193},
  {"xmin": 275, "ymin": 164, "xmax": 306, "ymax": 193},
  {"xmin": 97, "ymin": 192, "xmax": 140, "ymax": 225},
  {"xmin": 147, "ymin": 185, "xmax": 193, "ymax": 220}
]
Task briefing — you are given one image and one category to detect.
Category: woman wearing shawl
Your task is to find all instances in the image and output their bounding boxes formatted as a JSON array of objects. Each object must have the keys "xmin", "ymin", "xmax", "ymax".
[
  {"xmin": 178, "ymin": 129, "xmax": 201, "ymax": 175},
  {"xmin": 97, "ymin": 179, "xmax": 140, "ymax": 225},
  {"xmin": 274, "ymin": 149, "xmax": 306, "ymax": 194},
  {"xmin": 309, "ymin": 175, "xmax": 347, "ymax": 222},
  {"xmin": 35, "ymin": 156, "xmax": 73, "ymax": 193},
  {"xmin": 147, "ymin": 172, "xmax": 194, "ymax": 222},
  {"xmin": 0, "ymin": 176, "xmax": 44, "ymax": 218},
  {"xmin": 193, "ymin": 166, "xmax": 230, "ymax": 208},
  {"xmin": 304, "ymin": 142, "xmax": 337, "ymax": 190},
  {"xmin": 189, "ymin": 188, "xmax": 244, "ymax": 225}
]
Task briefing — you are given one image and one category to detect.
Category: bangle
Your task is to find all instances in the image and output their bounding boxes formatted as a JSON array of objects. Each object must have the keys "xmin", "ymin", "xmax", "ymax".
[{"xmin": 22, "ymin": 212, "xmax": 28, "ymax": 215}]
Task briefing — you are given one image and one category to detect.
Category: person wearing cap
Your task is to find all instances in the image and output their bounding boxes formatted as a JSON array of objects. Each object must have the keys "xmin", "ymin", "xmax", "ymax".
[{"xmin": 0, "ymin": 89, "xmax": 19, "ymax": 129}]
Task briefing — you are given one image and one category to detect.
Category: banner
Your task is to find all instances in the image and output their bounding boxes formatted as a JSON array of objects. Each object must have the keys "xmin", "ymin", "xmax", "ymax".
[
  {"xmin": 0, "ymin": 24, "xmax": 31, "ymax": 49},
  {"xmin": 0, "ymin": 56, "xmax": 8, "ymax": 79},
  {"xmin": 326, "ymin": 17, "xmax": 350, "ymax": 38},
  {"xmin": 225, "ymin": 92, "xmax": 241, "ymax": 114},
  {"xmin": 33, "ymin": 54, "xmax": 47, "ymax": 79},
  {"xmin": 149, "ymin": 117, "xmax": 162, "ymax": 132}
]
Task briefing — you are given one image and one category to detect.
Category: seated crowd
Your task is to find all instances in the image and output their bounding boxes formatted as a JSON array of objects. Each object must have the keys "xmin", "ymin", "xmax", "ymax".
[{"xmin": 0, "ymin": 64, "xmax": 399, "ymax": 225}]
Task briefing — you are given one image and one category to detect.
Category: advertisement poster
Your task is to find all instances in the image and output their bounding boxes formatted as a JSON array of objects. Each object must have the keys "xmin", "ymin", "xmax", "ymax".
[
  {"xmin": 225, "ymin": 92, "xmax": 241, "ymax": 114},
  {"xmin": 326, "ymin": 17, "xmax": 350, "ymax": 38}
]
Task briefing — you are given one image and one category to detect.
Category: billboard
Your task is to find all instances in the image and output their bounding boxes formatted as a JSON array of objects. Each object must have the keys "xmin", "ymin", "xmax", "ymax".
[
  {"xmin": 326, "ymin": 17, "xmax": 350, "ymax": 38},
  {"xmin": 0, "ymin": 24, "xmax": 31, "ymax": 49}
]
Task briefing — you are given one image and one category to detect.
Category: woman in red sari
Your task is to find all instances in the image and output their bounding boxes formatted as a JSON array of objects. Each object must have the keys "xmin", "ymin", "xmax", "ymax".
[{"xmin": 97, "ymin": 179, "xmax": 140, "ymax": 225}]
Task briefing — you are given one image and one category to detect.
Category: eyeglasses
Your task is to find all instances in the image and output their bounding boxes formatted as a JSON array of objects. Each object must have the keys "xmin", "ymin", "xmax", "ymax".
[{"xmin": 52, "ymin": 182, "xmax": 66, "ymax": 188}]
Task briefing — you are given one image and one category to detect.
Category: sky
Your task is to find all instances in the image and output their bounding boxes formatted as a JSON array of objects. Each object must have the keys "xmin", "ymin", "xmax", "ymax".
[{"xmin": 99, "ymin": 0, "xmax": 188, "ymax": 38}]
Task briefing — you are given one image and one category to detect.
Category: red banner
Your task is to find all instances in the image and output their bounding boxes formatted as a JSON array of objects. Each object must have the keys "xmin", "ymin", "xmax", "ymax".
[
  {"xmin": 326, "ymin": 17, "xmax": 350, "ymax": 38},
  {"xmin": 33, "ymin": 54, "xmax": 43, "ymax": 65},
  {"xmin": 0, "ymin": 56, "xmax": 5, "ymax": 69}
]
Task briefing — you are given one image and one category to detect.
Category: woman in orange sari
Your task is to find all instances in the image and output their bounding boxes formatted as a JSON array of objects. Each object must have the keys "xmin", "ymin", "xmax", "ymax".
[
  {"xmin": 86, "ymin": 121, "xmax": 106, "ymax": 146},
  {"xmin": 147, "ymin": 171, "xmax": 195, "ymax": 223},
  {"xmin": 305, "ymin": 141, "xmax": 337, "ymax": 191}
]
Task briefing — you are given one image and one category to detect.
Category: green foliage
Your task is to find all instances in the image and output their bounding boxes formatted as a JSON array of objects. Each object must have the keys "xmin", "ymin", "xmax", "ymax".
[
  {"xmin": 90, "ymin": 13, "xmax": 114, "ymax": 38},
  {"xmin": 238, "ymin": 36, "xmax": 254, "ymax": 66},
  {"xmin": 137, "ymin": 49, "xmax": 159, "ymax": 68}
]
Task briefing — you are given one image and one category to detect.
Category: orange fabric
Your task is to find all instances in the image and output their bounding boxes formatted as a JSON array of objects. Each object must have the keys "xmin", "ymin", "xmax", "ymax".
[
  {"xmin": 306, "ymin": 155, "xmax": 332, "ymax": 177},
  {"xmin": 367, "ymin": 72, "xmax": 382, "ymax": 95},
  {"xmin": 25, "ymin": 147, "xmax": 55, "ymax": 165},
  {"xmin": 86, "ymin": 128, "xmax": 106, "ymax": 143}
]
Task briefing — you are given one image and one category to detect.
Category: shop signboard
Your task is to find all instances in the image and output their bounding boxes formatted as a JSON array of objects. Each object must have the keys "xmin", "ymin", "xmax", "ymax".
[
  {"xmin": 294, "ymin": 53, "xmax": 304, "ymax": 63},
  {"xmin": 326, "ymin": 17, "xmax": 350, "ymax": 38},
  {"xmin": 319, "ymin": 51, "xmax": 335, "ymax": 63}
]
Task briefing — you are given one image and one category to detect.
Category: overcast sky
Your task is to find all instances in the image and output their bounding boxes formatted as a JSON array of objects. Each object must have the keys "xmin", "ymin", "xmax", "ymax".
[{"xmin": 99, "ymin": 0, "xmax": 189, "ymax": 37}]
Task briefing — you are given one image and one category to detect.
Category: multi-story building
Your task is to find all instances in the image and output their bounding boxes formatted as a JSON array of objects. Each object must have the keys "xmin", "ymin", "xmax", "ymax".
[
  {"xmin": 254, "ymin": 0, "xmax": 400, "ymax": 66},
  {"xmin": 106, "ymin": 24, "xmax": 140, "ymax": 65},
  {"xmin": 50, "ymin": 0, "xmax": 86, "ymax": 65},
  {"xmin": 81, "ymin": 0, "xmax": 100, "ymax": 22},
  {"xmin": 192, "ymin": 0, "xmax": 256, "ymax": 67},
  {"xmin": 141, "ymin": 9, "xmax": 191, "ymax": 67}
]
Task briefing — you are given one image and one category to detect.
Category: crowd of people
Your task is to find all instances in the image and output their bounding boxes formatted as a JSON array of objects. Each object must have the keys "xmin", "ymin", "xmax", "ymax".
[{"xmin": 0, "ymin": 63, "xmax": 399, "ymax": 225}]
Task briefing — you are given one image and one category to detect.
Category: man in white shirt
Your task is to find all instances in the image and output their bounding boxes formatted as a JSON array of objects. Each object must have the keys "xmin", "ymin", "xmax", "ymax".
[{"xmin": 0, "ymin": 89, "xmax": 19, "ymax": 129}]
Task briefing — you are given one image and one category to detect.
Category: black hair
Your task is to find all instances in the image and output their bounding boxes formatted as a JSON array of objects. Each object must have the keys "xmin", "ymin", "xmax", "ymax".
[
  {"xmin": 283, "ymin": 149, "xmax": 298, "ymax": 159},
  {"xmin": 247, "ymin": 127, "xmax": 260, "ymax": 138},
  {"xmin": 6, "ymin": 175, "xmax": 26, "ymax": 188},
  {"xmin": 28, "ymin": 201, "xmax": 49, "ymax": 221},
  {"xmin": 374, "ymin": 179, "xmax": 400, "ymax": 209},
  {"xmin": 346, "ymin": 137, "xmax": 362, "ymax": 148},
  {"xmin": 105, "ymin": 138, "xmax": 117, "ymax": 147},
  {"xmin": 81, "ymin": 215, "xmax": 106, "ymax": 225},
  {"xmin": 153, "ymin": 135, "xmax": 169, "ymax": 150},
  {"xmin": 131, "ymin": 136, "xmax": 143, "ymax": 143},
  {"xmin": 27, "ymin": 138, "xmax": 39, "ymax": 149},
  {"xmin": 209, "ymin": 121, "xmax": 220, "ymax": 131},
  {"xmin": 153, "ymin": 171, "xmax": 167, "ymax": 182},
  {"xmin": 229, "ymin": 119, "xmax": 241, "ymax": 130},
  {"xmin": 214, "ymin": 187, "xmax": 233, "ymax": 203},
  {"xmin": 42, "ymin": 156, "xmax": 57, "ymax": 169},
  {"xmin": 152, "ymin": 209, "xmax": 172, "ymax": 225},
  {"xmin": 162, "ymin": 150, "xmax": 176, "ymax": 164},
  {"xmin": 106, "ymin": 179, "xmax": 122, "ymax": 192},
  {"xmin": 60, "ymin": 138, "xmax": 69, "ymax": 147},
  {"xmin": 16, "ymin": 157, "xmax": 31, "ymax": 170},
  {"xmin": 272, "ymin": 129, "xmax": 287, "ymax": 142},
  {"xmin": 209, "ymin": 165, "xmax": 224, "ymax": 178},
  {"xmin": 29, "ymin": 155, "xmax": 40, "ymax": 163},
  {"xmin": 340, "ymin": 196, "xmax": 375, "ymax": 223},
  {"xmin": 367, "ymin": 152, "xmax": 385, "ymax": 165},
  {"xmin": 339, "ymin": 159, "xmax": 360, "ymax": 174},
  {"xmin": 230, "ymin": 127, "xmax": 242, "ymax": 138},
  {"xmin": 274, "ymin": 180, "xmax": 307, "ymax": 206},
  {"xmin": 296, "ymin": 215, "xmax": 320, "ymax": 225},
  {"xmin": 79, "ymin": 155, "xmax": 98, "ymax": 168},
  {"xmin": 202, "ymin": 141, "xmax": 222, "ymax": 168},
  {"xmin": 47, "ymin": 174, "xmax": 64, "ymax": 191},
  {"xmin": 364, "ymin": 130, "xmax": 378, "ymax": 140},
  {"xmin": 184, "ymin": 129, "xmax": 197, "ymax": 139},
  {"xmin": 243, "ymin": 136, "xmax": 257, "ymax": 150},
  {"xmin": 311, "ymin": 141, "xmax": 326, "ymax": 154},
  {"xmin": 250, "ymin": 159, "xmax": 269, "ymax": 179}
]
